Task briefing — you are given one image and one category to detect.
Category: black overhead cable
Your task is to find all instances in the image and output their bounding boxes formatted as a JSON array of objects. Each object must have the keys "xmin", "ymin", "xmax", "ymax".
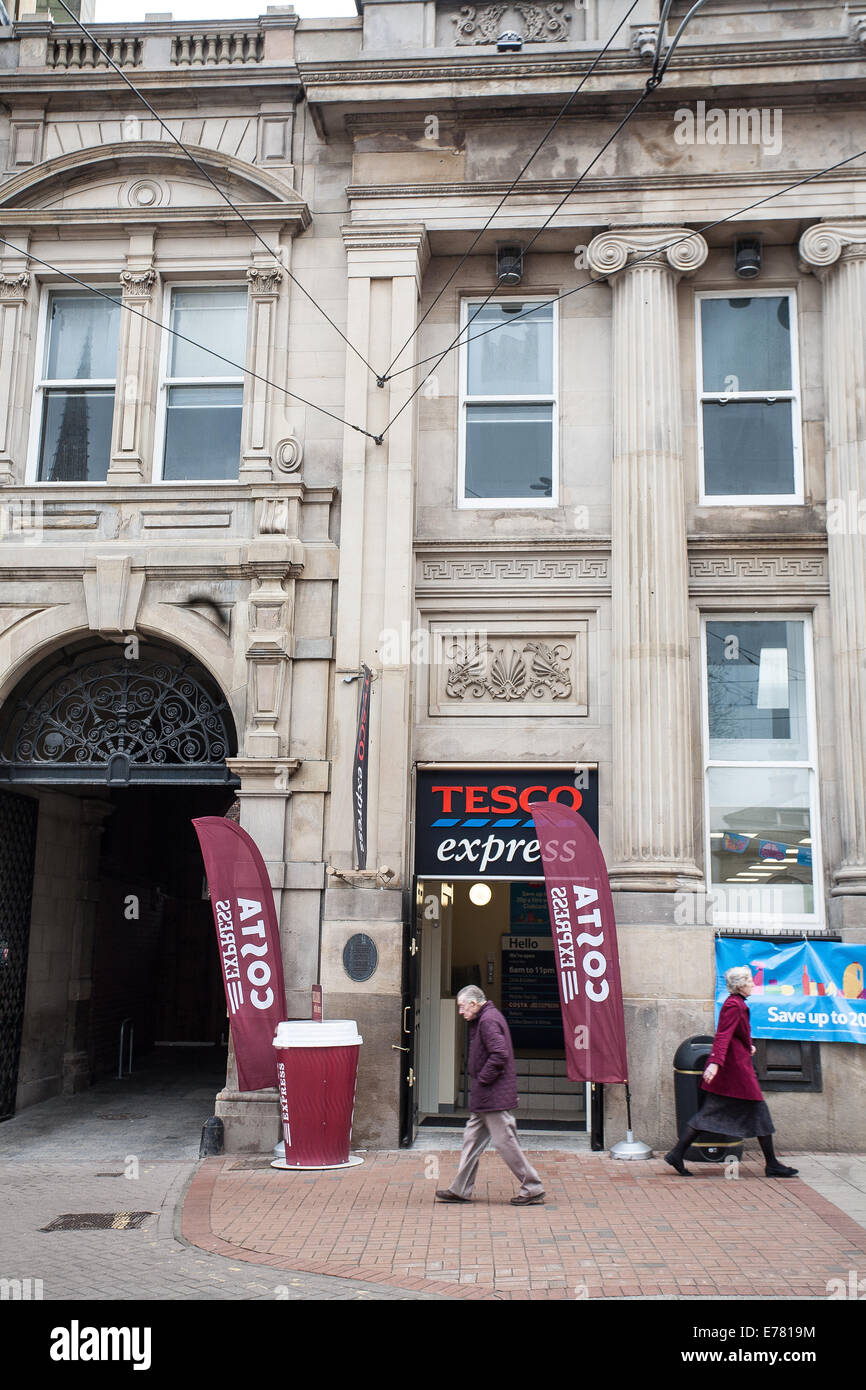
[
  {"xmin": 379, "ymin": 0, "xmax": 645, "ymax": 381},
  {"xmin": 0, "ymin": 236, "xmax": 381, "ymax": 442},
  {"xmin": 380, "ymin": 79, "xmax": 654, "ymax": 418},
  {"xmin": 379, "ymin": 143, "xmax": 866, "ymax": 418},
  {"xmin": 53, "ymin": 0, "xmax": 379, "ymax": 381},
  {"xmin": 377, "ymin": 76, "xmax": 662, "ymax": 434}
]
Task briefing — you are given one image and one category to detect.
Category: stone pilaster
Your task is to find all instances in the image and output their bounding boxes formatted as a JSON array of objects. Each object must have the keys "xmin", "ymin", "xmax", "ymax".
[
  {"xmin": 799, "ymin": 220, "xmax": 866, "ymax": 894},
  {"xmin": 239, "ymin": 256, "xmax": 284, "ymax": 483},
  {"xmin": 107, "ymin": 232, "xmax": 157, "ymax": 484},
  {"xmin": 588, "ymin": 226, "xmax": 708, "ymax": 891},
  {"xmin": 0, "ymin": 255, "xmax": 32, "ymax": 487},
  {"xmin": 331, "ymin": 222, "xmax": 429, "ymax": 877}
]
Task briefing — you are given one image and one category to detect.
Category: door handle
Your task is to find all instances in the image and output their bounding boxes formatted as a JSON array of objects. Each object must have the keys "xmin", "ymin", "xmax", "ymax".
[
  {"xmin": 407, "ymin": 1067, "xmax": 415, "ymax": 1087},
  {"xmin": 392, "ymin": 1044, "xmax": 409, "ymax": 1053},
  {"xmin": 409, "ymin": 936, "xmax": 418, "ymax": 956},
  {"xmin": 402, "ymin": 1005, "xmax": 411, "ymax": 1034}
]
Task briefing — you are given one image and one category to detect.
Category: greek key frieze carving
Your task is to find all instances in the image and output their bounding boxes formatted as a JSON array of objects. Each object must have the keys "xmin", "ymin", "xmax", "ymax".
[
  {"xmin": 419, "ymin": 556, "xmax": 607, "ymax": 583},
  {"xmin": 689, "ymin": 555, "xmax": 826, "ymax": 581}
]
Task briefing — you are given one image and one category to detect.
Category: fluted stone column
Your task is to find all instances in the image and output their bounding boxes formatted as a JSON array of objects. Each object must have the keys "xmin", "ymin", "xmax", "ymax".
[
  {"xmin": 588, "ymin": 227, "xmax": 707, "ymax": 891},
  {"xmin": 800, "ymin": 220, "xmax": 866, "ymax": 894}
]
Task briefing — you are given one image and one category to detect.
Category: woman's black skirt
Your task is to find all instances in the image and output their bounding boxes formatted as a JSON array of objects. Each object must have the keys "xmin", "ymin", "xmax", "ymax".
[{"xmin": 688, "ymin": 1092, "xmax": 775, "ymax": 1138}]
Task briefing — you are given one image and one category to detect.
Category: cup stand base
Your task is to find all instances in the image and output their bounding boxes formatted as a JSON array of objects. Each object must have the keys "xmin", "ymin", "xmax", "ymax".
[{"xmin": 270, "ymin": 1153, "xmax": 365, "ymax": 1171}]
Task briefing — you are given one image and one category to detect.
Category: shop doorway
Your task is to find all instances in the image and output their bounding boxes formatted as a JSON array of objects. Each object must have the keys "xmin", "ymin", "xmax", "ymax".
[{"xmin": 409, "ymin": 877, "xmax": 589, "ymax": 1137}]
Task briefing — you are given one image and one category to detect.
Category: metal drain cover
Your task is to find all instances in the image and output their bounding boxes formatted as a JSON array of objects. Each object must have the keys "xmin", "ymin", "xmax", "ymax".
[
  {"xmin": 40, "ymin": 1212, "xmax": 155, "ymax": 1232},
  {"xmin": 228, "ymin": 1157, "xmax": 273, "ymax": 1171}
]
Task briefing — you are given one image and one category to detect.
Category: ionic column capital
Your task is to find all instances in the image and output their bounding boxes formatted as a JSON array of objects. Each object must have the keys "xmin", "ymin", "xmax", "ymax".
[
  {"xmin": 587, "ymin": 226, "xmax": 708, "ymax": 280},
  {"xmin": 798, "ymin": 220, "xmax": 866, "ymax": 276}
]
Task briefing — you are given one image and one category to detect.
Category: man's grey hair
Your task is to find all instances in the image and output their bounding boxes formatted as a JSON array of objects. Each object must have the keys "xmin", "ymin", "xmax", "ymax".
[
  {"xmin": 456, "ymin": 985, "xmax": 487, "ymax": 1005},
  {"xmin": 725, "ymin": 965, "xmax": 753, "ymax": 993}
]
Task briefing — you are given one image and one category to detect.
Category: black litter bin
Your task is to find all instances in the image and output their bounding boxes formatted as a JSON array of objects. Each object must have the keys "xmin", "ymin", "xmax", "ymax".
[{"xmin": 673, "ymin": 1035, "xmax": 745, "ymax": 1163}]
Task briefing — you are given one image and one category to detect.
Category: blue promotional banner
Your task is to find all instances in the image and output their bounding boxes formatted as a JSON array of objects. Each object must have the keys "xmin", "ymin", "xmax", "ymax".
[{"xmin": 715, "ymin": 938, "xmax": 866, "ymax": 1044}]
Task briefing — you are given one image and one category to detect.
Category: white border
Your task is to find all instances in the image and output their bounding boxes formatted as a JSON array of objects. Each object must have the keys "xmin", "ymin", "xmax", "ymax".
[
  {"xmin": 695, "ymin": 289, "xmax": 803, "ymax": 507},
  {"xmin": 26, "ymin": 284, "xmax": 121, "ymax": 485},
  {"xmin": 457, "ymin": 295, "xmax": 559, "ymax": 510},
  {"xmin": 699, "ymin": 610, "xmax": 824, "ymax": 927},
  {"xmin": 153, "ymin": 281, "xmax": 247, "ymax": 484}
]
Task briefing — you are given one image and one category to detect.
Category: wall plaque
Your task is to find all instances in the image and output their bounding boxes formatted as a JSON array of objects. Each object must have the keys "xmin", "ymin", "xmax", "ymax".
[{"xmin": 342, "ymin": 933, "xmax": 379, "ymax": 983}]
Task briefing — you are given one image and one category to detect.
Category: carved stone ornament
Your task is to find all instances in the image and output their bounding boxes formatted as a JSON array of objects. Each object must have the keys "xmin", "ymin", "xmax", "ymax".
[
  {"xmin": 446, "ymin": 638, "xmax": 573, "ymax": 702},
  {"xmin": 274, "ymin": 435, "xmax": 303, "ymax": 473},
  {"xmin": 120, "ymin": 267, "xmax": 156, "ymax": 298},
  {"xmin": 453, "ymin": 2, "xmax": 571, "ymax": 44},
  {"xmin": 0, "ymin": 272, "xmax": 31, "ymax": 299},
  {"xmin": 798, "ymin": 220, "xmax": 866, "ymax": 272},
  {"xmin": 246, "ymin": 264, "xmax": 284, "ymax": 296},
  {"xmin": 587, "ymin": 227, "xmax": 709, "ymax": 278}
]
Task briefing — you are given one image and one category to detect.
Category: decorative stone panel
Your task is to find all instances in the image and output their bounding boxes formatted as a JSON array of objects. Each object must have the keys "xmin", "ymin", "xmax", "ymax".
[
  {"xmin": 443, "ymin": 2, "xmax": 579, "ymax": 45},
  {"xmin": 425, "ymin": 618, "xmax": 588, "ymax": 718}
]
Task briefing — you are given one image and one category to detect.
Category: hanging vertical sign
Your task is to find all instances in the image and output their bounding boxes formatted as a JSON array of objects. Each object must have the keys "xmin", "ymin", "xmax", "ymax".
[
  {"xmin": 193, "ymin": 817, "xmax": 287, "ymax": 1093},
  {"xmin": 531, "ymin": 801, "xmax": 628, "ymax": 1084},
  {"xmin": 353, "ymin": 664, "xmax": 372, "ymax": 869}
]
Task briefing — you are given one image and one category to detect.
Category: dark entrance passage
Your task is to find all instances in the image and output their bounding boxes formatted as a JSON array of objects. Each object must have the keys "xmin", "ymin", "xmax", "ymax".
[
  {"xmin": 0, "ymin": 638, "xmax": 239, "ymax": 1125},
  {"xmin": 89, "ymin": 785, "xmax": 232, "ymax": 1081}
]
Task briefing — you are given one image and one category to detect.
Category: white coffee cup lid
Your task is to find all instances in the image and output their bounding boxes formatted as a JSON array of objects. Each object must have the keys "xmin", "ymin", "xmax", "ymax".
[{"xmin": 273, "ymin": 1019, "xmax": 363, "ymax": 1048}]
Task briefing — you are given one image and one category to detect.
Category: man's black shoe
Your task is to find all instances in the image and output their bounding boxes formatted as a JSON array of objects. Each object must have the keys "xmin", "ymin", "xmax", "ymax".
[
  {"xmin": 765, "ymin": 1164, "xmax": 798, "ymax": 1178},
  {"xmin": 435, "ymin": 1189, "xmax": 471, "ymax": 1202},
  {"xmin": 510, "ymin": 1191, "xmax": 545, "ymax": 1205}
]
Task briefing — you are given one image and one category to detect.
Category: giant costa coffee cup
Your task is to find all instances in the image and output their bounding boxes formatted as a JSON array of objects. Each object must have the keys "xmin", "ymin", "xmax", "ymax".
[{"xmin": 273, "ymin": 1020, "xmax": 363, "ymax": 1168}]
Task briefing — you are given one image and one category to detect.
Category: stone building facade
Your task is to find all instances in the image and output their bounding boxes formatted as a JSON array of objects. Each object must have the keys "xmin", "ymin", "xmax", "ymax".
[{"xmin": 0, "ymin": 0, "xmax": 865, "ymax": 1152}]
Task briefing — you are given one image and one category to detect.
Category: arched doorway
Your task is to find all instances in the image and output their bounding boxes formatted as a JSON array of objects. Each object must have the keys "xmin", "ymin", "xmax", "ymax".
[{"xmin": 0, "ymin": 638, "xmax": 239, "ymax": 1121}]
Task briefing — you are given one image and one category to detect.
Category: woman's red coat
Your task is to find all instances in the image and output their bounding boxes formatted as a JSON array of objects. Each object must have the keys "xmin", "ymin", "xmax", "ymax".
[{"xmin": 702, "ymin": 993, "xmax": 764, "ymax": 1102}]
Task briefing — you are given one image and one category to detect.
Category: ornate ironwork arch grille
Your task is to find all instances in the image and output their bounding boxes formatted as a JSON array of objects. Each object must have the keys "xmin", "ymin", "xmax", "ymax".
[{"xmin": 0, "ymin": 644, "xmax": 238, "ymax": 786}]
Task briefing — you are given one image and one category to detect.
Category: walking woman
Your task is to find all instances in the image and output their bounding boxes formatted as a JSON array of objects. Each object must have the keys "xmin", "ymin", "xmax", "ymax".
[{"xmin": 665, "ymin": 965, "xmax": 798, "ymax": 1178}]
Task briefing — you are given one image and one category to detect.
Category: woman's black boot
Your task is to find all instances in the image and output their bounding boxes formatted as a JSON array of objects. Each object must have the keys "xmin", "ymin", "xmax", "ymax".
[
  {"xmin": 664, "ymin": 1126, "xmax": 699, "ymax": 1176},
  {"xmin": 759, "ymin": 1134, "xmax": 798, "ymax": 1178}
]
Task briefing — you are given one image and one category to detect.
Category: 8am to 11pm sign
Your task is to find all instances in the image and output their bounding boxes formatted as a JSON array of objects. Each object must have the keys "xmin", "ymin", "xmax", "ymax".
[{"xmin": 414, "ymin": 767, "xmax": 598, "ymax": 880}]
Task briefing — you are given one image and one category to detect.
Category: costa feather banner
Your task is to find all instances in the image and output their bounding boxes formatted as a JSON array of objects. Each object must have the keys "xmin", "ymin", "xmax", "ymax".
[
  {"xmin": 193, "ymin": 817, "xmax": 287, "ymax": 1092},
  {"xmin": 531, "ymin": 801, "xmax": 628, "ymax": 1084}
]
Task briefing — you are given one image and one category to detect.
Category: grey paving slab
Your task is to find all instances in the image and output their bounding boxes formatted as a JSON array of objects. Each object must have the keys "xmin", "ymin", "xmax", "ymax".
[{"xmin": 0, "ymin": 1159, "xmax": 444, "ymax": 1301}]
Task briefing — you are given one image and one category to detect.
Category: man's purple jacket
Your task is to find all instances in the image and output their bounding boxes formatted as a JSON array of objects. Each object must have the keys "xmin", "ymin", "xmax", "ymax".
[{"xmin": 467, "ymin": 1001, "xmax": 519, "ymax": 1112}]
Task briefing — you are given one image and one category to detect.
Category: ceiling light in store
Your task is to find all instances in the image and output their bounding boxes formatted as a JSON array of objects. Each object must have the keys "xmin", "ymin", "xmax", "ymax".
[{"xmin": 469, "ymin": 883, "xmax": 492, "ymax": 907}]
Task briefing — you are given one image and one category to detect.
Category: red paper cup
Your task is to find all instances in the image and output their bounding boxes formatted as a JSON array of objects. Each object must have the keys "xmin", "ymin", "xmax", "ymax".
[{"xmin": 273, "ymin": 1020, "xmax": 363, "ymax": 1168}]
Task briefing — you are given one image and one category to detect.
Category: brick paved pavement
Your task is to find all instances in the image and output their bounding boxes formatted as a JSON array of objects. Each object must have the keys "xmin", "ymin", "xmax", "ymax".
[{"xmin": 182, "ymin": 1149, "xmax": 866, "ymax": 1301}]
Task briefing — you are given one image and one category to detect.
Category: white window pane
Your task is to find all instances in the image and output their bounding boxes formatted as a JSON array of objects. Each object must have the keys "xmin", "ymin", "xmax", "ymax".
[
  {"xmin": 466, "ymin": 302, "xmax": 553, "ymax": 396},
  {"xmin": 168, "ymin": 289, "xmax": 247, "ymax": 379},
  {"xmin": 701, "ymin": 296, "xmax": 792, "ymax": 392},
  {"xmin": 465, "ymin": 404, "xmax": 552, "ymax": 499},
  {"xmin": 163, "ymin": 385, "xmax": 243, "ymax": 481},
  {"xmin": 706, "ymin": 621, "xmax": 808, "ymax": 760},
  {"xmin": 38, "ymin": 389, "xmax": 114, "ymax": 482},
  {"xmin": 46, "ymin": 294, "xmax": 120, "ymax": 381},
  {"xmin": 702, "ymin": 400, "xmax": 795, "ymax": 496},
  {"xmin": 708, "ymin": 766, "xmax": 814, "ymax": 916}
]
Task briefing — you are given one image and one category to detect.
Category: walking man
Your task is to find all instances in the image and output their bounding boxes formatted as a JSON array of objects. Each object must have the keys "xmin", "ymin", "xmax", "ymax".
[{"xmin": 435, "ymin": 985, "xmax": 545, "ymax": 1206}]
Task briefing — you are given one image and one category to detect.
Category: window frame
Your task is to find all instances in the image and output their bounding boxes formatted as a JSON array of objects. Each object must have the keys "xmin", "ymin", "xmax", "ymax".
[
  {"xmin": 700, "ymin": 610, "xmax": 824, "ymax": 928},
  {"xmin": 457, "ymin": 294, "xmax": 559, "ymax": 510},
  {"xmin": 27, "ymin": 284, "xmax": 122, "ymax": 485},
  {"xmin": 695, "ymin": 288, "xmax": 803, "ymax": 507},
  {"xmin": 154, "ymin": 280, "xmax": 248, "ymax": 485}
]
